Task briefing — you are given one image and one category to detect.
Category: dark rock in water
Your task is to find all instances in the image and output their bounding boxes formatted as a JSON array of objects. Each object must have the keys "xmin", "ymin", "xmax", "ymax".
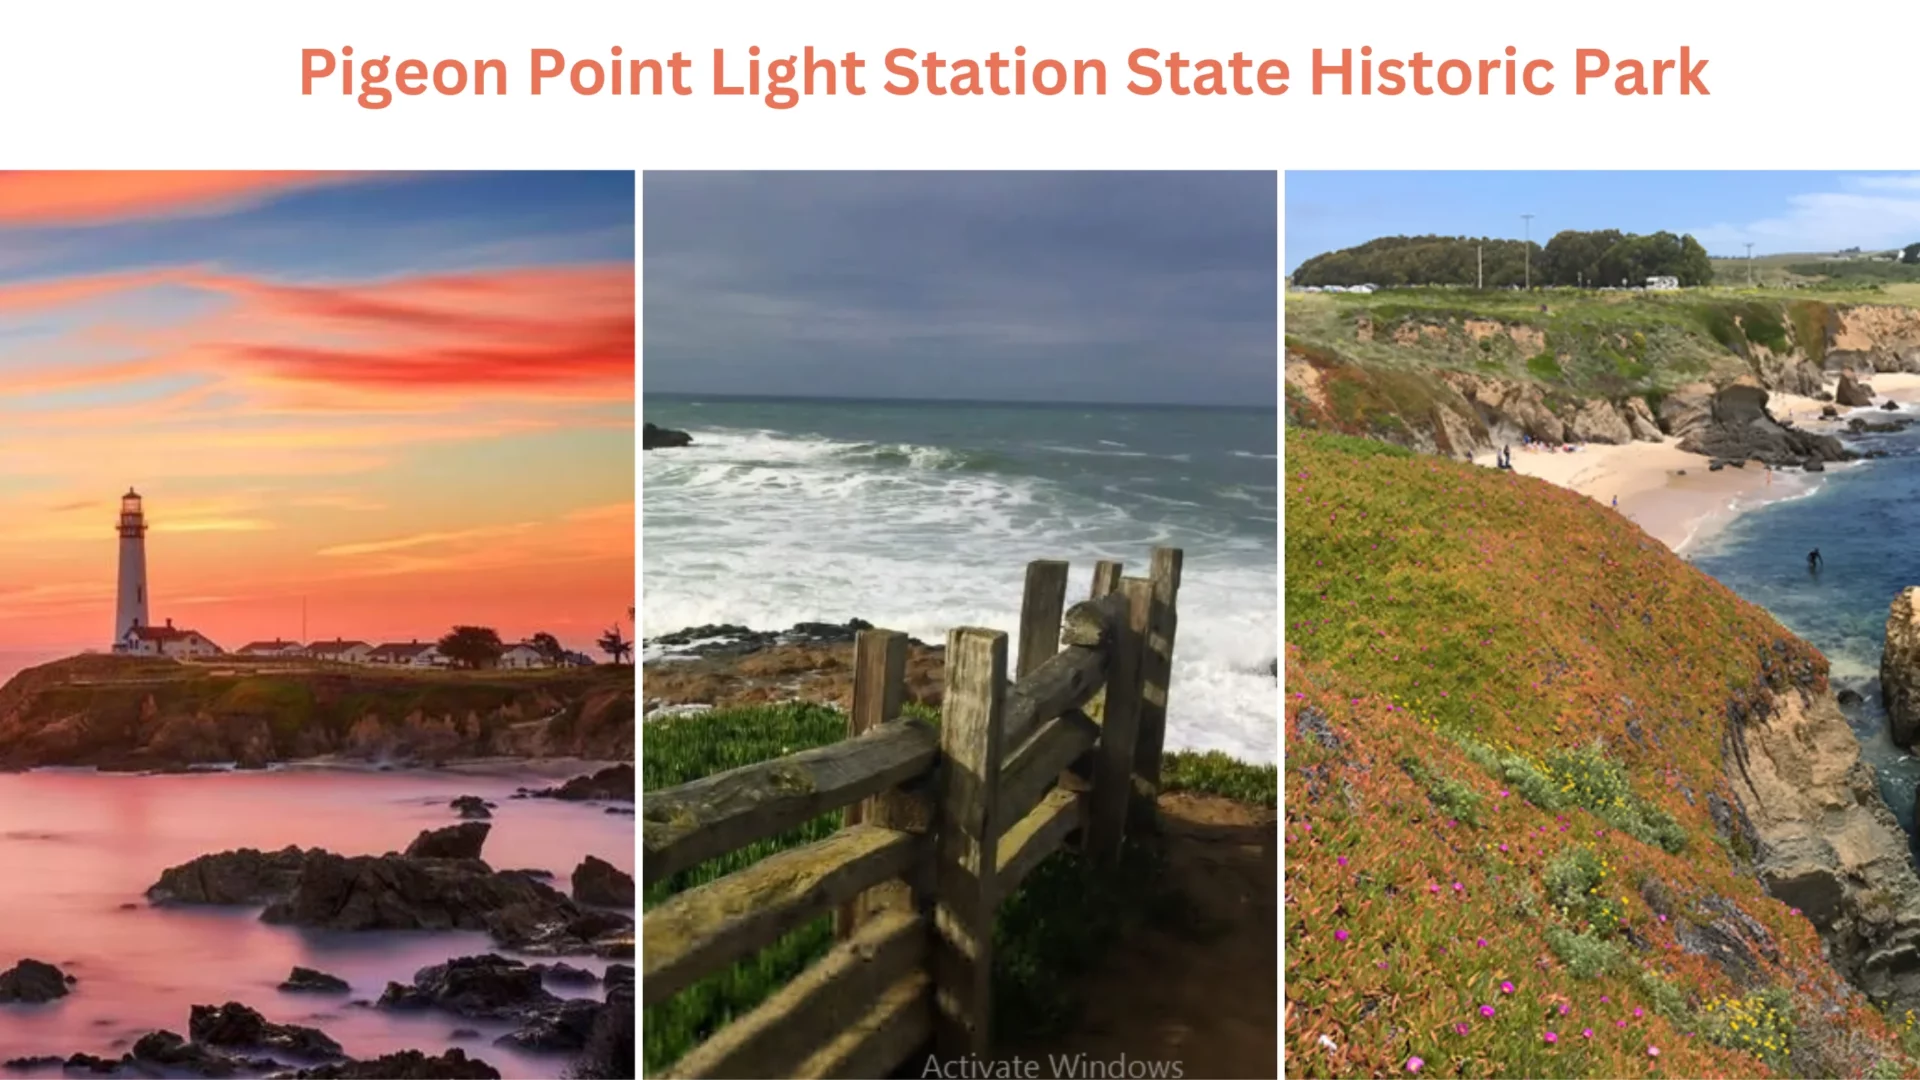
[
  {"xmin": 2, "ymin": 1056, "xmax": 64, "ymax": 1071},
  {"xmin": 449, "ymin": 1028, "xmax": 481, "ymax": 1039},
  {"xmin": 189, "ymin": 1001, "xmax": 342, "ymax": 1058},
  {"xmin": 1847, "ymin": 416, "xmax": 1909, "ymax": 434},
  {"xmin": 377, "ymin": 954, "xmax": 553, "ymax": 1019},
  {"xmin": 147, "ymin": 845, "xmax": 310, "ymax": 905},
  {"xmin": 63, "ymin": 1052, "xmax": 125, "ymax": 1073},
  {"xmin": 0, "ymin": 958, "xmax": 75, "ymax": 1002},
  {"xmin": 1838, "ymin": 373, "xmax": 1877, "ymax": 407},
  {"xmin": 129, "ymin": 1029, "xmax": 285, "ymax": 1075},
  {"xmin": 1886, "ymin": 400, "xmax": 1903, "ymax": 411},
  {"xmin": 531, "ymin": 962, "xmax": 598, "ymax": 986},
  {"xmin": 492, "ymin": 998, "xmax": 603, "ymax": 1052},
  {"xmin": 405, "ymin": 822, "xmax": 491, "ymax": 860},
  {"xmin": 275, "ymin": 1048, "xmax": 501, "ymax": 1079},
  {"xmin": 524, "ymin": 763, "xmax": 634, "ymax": 802},
  {"xmin": 571, "ymin": 856, "xmax": 635, "ymax": 908},
  {"xmin": 571, "ymin": 965, "xmax": 636, "ymax": 1080},
  {"xmin": 645, "ymin": 618, "xmax": 934, "ymax": 660},
  {"xmin": 1838, "ymin": 688, "xmax": 1865, "ymax": 707},
  {"xmin": 1804, "ymin": 459, "xmax": 1826, "ymax": 473},
  {"xmin": 279, "ymin": 966, "xmax": 350, "ymax": 994},
  {"xmin": 1822, "ymin": 404, "xmax": 1840, "ymax": 419},
  {"xmin": 642, "ymin": 422, "xmax": 693, "ymax": 450},
  {"xmin": 1708, "ymin": 460, "xmax": 1726, "ymax": 472},
  {"xmin": 450, "ymin": 796, "xmax": 494, "ymax": 820},
  {"xmin": 257, "ymin": 850, "xmax": 628, "ymax": 955}
]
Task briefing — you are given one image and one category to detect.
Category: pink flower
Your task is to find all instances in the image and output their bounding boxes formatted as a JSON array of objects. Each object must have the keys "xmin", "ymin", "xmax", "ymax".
[
  {"xmin": 1633, "ymin": 1007, "xmax": 1643, "ymax": 1018},
  {"xmin": 1543, "ymin": 1032, "xmax": 1558, "ymax": 1044},
  {"xmin": 1498, "ymin": 843, "xmax": 1508, "ymax": 852},
  {"xmin": 1337, "ymin": 856, "xmax": 1348, "ymax": 867},
  {"xmin": 1500, "ymin": 789, "xmax": 1510, "ymax": 797},
  {"xmin": 1500, "ymin": 981, "xmax": 1514, "ymax": 994},
  {"xmin": 1657, "ymin": 914, "xmax": 1667, "ymax": 922},
  {"xmin": 1335, "ymin": 929, "xmax": 1350, "ymax": 943},
  {"xmin": 1453, "ymin": 882, "xmax": 1464, "ymax": 893},
  {"xmin": 1406, "ymin": 1057, "xmax": 1424, "ymax": 1073},
  {"xmin": 1600, "ymin": 996, "xmax": 1610, "ymax": 1003},
  {"xmin": 1558, "ymin": 1003, "xmax": 1570, "ymax": 1015},
  {"xmin": 1617, "ymin": 1020, "xmax": 1628, "ymax": 1029},
  {"xmin": 1481, "ymin": 1005, "xmax": 1496, "ymax": 1018},
  {"xmin": 1582, "ymin": 1028, "xmax": 1594, "ymax": 1039},
  {"xmin": 1648, "ymin": 1046, "xmax": 1660, "ymax": 1058},
  {"xmin": 1477, "ymin": 938, "xmax": 1487, "ymax": 948},
  {"xmin": 1791, "ymin": 907, "xmax": 1802, "ymax": 916},
  {"xmin": 1454, "ymin": 1023, "xmax": 1469, "ymax": 1036}
]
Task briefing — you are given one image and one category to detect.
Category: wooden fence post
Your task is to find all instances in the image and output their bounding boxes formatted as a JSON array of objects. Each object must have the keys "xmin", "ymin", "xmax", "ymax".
[
  {"xmin": 1134, "ymin": 547, "xmax": 1184, "ymax": 791},
  {"xmin": 1087, "ymin": 576, "xmax": 1152, "ymax": 862},
  {"xmin": 837, "ymin": 628, "xmax": 917, "ymax": 939},
  {"xmin": 932, "ymin": 627, "xmax": 1008, "ymax": 1060},
  {"xmin": 1089, "ymin": 559, "xmax": 1123, "ymax": 600},
  {"xmin": 1016, "ymin": 560, "xmax": 1070, "ymax": 681}
]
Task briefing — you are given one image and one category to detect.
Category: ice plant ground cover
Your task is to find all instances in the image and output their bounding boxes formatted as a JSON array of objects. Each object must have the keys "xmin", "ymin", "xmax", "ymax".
[{"xmin": 1284, "ymin": 430, "xmax": 1920, "ymax": 1078}]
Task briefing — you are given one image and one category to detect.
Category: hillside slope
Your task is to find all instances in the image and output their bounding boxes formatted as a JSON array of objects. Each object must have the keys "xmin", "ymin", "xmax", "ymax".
[
  {"xmin": 1285, "ymin": 430, "xmax": 1920, "ymax": 1078},
  {"xmin": 0, "ymin": 654, "xmax": 635, "ymax": 769}
]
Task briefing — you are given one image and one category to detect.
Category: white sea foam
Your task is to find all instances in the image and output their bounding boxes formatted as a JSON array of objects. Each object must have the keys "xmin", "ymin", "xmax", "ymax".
[{"xmin": 643, "ymin": 425, "xmax": 1278, "ymax": 763}]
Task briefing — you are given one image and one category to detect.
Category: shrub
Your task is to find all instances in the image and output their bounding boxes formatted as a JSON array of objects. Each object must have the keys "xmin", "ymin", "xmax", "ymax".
[
  {"xmin": 1399, "ymin": 755, "xmax": 1482, "ymax": 826},
  {"xmin": 1527, "ymin": 351, "xmax": 1563, "ymax": 379},
  {"xmin": 1163, "ymin": 750, "xmax": 1278, "ymax": 804},
  {"xmin": 1543, "ymin": 843, "xmax": 1622, "ymax": 938},
  {"xmin": 1544, "ymin": 740, "xmax": 1687, "ymax": 853},
  {"xmin": 1545, "ymin": 923, "xmax": 1625, "ymax": 979},
  {"xmin": 1702, "ymin": 988, "xmax": 1795, "ymax": 1071}
]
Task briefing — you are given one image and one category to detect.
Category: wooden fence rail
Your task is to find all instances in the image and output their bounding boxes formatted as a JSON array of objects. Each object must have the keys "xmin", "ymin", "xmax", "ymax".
[{"xmin": 642, "ymin": 547, "xmax": 1185, "ymax": 1079}]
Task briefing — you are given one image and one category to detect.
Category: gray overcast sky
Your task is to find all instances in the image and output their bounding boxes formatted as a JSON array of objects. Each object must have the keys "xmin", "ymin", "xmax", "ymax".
[{"xmin": 642, "ymin": 171, "xmax": 1276, "ymax": 406}]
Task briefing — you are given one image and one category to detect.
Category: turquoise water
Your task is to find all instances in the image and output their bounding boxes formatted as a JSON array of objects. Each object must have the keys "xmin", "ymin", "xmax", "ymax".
[
  {"xmin": 641, "ymin": 395, "xmax": 1279, "ymax": 762},
  {"xmin": 1693, "ymin": 417, "xmax": 1920, "ymax": 832}
]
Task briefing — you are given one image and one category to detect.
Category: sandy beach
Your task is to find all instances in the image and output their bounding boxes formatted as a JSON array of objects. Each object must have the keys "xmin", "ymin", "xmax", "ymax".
[{"xmin": 1473, "ymin": 373, "xmax": 1920, "ymax": 554}]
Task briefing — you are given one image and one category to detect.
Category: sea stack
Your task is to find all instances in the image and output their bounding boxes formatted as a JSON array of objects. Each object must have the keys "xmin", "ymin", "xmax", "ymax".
[
  {"xmin": 1882, "ymin": 586, "xmax": 1920, "ymax": 747},
  {"xmin": 643, "ymin": 422, "xmax": 693, "ymax": 450}
]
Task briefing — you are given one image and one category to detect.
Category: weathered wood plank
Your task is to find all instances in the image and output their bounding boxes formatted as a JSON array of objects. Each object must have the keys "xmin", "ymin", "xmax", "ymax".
[
  {"xmin": 932, "ymin": 627, "xmax": 1007, "ymax": 1059},
  {"xmin": 664, "ymin": 911, "xmax": 926, "ymax": 1079},
  {"xmin": 994, "ymin": 707, "xmax": 1098, "ymax": 829},
  {"xmin": 1087, "ymin": 577, "xmax": 1151, "ymax": 862},
  {"xmin": 643, "ymin": 825, "xmax": 920, "ymax": 1007},
  {"xmin": 839, "ymin": 630, "xmax": 912, "ymax": 939},
  {"xmin": 1135, "ymin": 547, "xmax": 1185, "ymax": 790},
  {"xmin": 1016, "ymin": 559, "xmax": 1070, "ymax": 681},
  {"xmin": 1001, "ymin": 642, "xmax": 1104, "ymax": 753},
  {"xmin": 1060, "ymin": 590, "xmax": 1129, "ymax": 648},
  {"xmin": 792, "ymin": 971, "xmax": 933, "ymax": 1080},
  {"xmin": 643, "ymin": 718, "xmax": 937, "ymax": 884},
  {"xmin": 1090, "ymin": 559, "xmax": 1123, "ymax": 600},
  {"xmin": 996, "ymin": 787, "xmax": 1085, "ymax": 893}
]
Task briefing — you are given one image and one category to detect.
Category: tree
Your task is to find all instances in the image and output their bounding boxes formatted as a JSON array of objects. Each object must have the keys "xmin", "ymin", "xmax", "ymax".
[
  {"xmin": 437, "ymin": 625, "xmax": 505, "ymax": 670},
  {"xmin": 1903, "ymin": 242, "xmax": 1920, "ymax": 266},
  {"xmin": 529, "ymin": 631, "xmax": 567, "ymax": 667},
  {"xmin": 598, "ymin": 624, "xmax": 633, "ymax": 666}
]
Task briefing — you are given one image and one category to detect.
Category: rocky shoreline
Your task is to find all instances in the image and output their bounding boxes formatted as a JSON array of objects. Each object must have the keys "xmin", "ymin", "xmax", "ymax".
[
  {"xmin": 644, "ymin": 618, "xmax": 945, "ymax": 715},
  {"xmin": 0, "ymin": 761, "xmax": 636, "ymax": 1078}
]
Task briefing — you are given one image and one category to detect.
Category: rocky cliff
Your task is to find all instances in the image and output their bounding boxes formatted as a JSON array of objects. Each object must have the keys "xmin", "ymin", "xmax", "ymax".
[
  {"xmin": 1725, "ymin": 677, "xmax": 1920, "ymax": 1011},
  {"xmin": 1883, "ymin": 588, "xmax": 1920, "ymax": 750},
  {"xmin": 0, "ymin": 655, "xmax": 634, "ymax": 770}
]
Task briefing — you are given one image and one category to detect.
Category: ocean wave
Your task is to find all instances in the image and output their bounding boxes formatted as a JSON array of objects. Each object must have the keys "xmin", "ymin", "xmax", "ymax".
[{"xmin": 1230, "ymin": 450, "xmax": 1279, "ymax": 460}]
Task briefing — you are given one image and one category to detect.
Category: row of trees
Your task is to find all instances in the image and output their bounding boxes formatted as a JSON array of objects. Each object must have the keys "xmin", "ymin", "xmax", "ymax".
[
  {"xmin": 435, "ymin": 611, "xmax": 634, "ymax": 670},
  {"xmin": 1291, "ymin": 230, "xmax": 1715, "ymax": 289}
]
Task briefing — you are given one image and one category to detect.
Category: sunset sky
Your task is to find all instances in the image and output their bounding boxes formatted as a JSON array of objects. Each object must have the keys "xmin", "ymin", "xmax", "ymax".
[{"xmin": 0, "ymin": 172, "xmax": 634, "ymax": 656}]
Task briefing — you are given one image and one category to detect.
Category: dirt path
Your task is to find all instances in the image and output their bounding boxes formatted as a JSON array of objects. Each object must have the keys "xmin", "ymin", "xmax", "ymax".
[{"xmin": 1014, "ymin": 793, "xmax": 1278, "ymax": 1078}]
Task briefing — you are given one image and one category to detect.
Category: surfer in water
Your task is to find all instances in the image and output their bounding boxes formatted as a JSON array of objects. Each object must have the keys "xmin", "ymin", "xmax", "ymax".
[{"xmin": 1808, "ymin": 548, "xmax": 1824, "ymax": 574}]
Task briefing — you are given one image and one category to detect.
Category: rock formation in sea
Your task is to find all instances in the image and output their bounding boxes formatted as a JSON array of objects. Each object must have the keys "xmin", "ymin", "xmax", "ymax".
[
  {"xmin": 642, "ymin": 422, "xmax": 693, "ymax": 450},
  {"xmin": 1663, "ymin": 380, "xmax": 1852, "ymax": 467},
  {"xmin": 0, "ymin": 958, "xmax": 75, "ymax": 1002},
  {"xmin": 571, "ymin": 856, "xmax": 634, "ymax": 908},
  {"xmin": 1837, "ymin": 372, "xmax": 1878, "ymax": 407},
  {"xmin": 1883, "ymin": 587, "xmax": 1920, "ymax": 748}
]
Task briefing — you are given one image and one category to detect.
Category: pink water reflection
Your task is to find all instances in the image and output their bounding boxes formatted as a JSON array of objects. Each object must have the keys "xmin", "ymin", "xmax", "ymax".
[{"xmin": 0, "ymin": 763, "xmax": 633, "ymax": 1077}]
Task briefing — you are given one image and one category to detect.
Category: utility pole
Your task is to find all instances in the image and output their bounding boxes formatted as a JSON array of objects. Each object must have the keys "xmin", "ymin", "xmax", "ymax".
[
  {"xmin": 1746, "ymin": 242, "xmax": 1755, "ymax": 287},
  {"xmin": 1521, "ymin": 213, "xmax": 1535, "ymax": 290},
  {"xmin": 1477, "ymin": 243, "xmax": 1483, "ymax": 289},
  {"xmin": 302, "ymin": 596, "xmax": 308, "ymax": 643}
]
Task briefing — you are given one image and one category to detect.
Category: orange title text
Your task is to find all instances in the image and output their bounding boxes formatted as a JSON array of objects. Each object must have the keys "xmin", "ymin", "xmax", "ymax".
[{"xmin": 301, "ymin": 46, "xmax": 1712, "ymax": 110}]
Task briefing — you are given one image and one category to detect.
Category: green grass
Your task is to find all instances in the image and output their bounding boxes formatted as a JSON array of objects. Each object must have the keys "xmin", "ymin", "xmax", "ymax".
[{"xmin": 641, "ymin": 700, "xmax": 1270, "ymax": 1075}]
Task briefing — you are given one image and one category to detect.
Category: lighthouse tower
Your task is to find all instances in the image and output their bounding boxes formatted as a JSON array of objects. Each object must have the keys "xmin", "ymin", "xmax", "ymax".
[{"xmin": 114, "ymin": 488, "xmax": 150, "ymax": 645}]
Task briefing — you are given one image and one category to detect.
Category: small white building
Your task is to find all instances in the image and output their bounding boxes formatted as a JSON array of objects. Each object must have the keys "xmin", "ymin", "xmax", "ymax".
[
  {"xmin": 1645, "ymin": 276, "xmax": 1680, "ymax": 291},
  {"xmin": 499, "ymin": 642, "xmax": 550, "ymax": 669},
  {"xmin": 368, "ymin": 640, "xmax": 443, "ymax": 667},
  {"xmin": 120, "ymin": 619, "xmax": 222, "ymax": 659},
  {"xmin": 235, "ymin": 639, "xmax": 305, "ymax": 658},
  {"xmin": 307, "ymin": 639, "xmax": 373, "ymax": 664}
]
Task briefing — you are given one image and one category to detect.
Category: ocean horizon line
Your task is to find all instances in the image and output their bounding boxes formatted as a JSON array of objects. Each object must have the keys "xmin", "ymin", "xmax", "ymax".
[{"xmin": 643, "ymin": 390, "xmax": 1276, "ymax": 413}]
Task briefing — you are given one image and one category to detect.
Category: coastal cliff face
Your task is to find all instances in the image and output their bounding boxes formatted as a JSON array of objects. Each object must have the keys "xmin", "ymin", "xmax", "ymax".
[
  {"xmin": 1285, "ymin": 294, "xmax": 1920, "ymax": 460},
  {"xmin": 1726, "ymin": 682, "xmax": 1920, "ymax": 1010},
  {"xmin": 0, "ymin": 655, "xmax": 635, "ymax": 770},
  {"xmin": 1883, "ymin": 587, "xmax": 1920, "ymax": 749}
]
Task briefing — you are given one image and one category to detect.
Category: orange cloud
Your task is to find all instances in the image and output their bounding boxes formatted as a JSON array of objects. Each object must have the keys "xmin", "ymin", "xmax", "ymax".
[{"xmin": 0, "ymin": 172, "xmax": 353, "ymax": 227}]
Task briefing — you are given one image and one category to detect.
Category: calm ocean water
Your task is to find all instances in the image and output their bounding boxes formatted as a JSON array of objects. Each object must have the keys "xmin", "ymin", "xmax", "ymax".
[
  {"xmin": 641, "ymin": 395, "xmax": 1279, "ymax": 763},
  {"xmin": 1693, "ymin": 413, "xmax": 1920, "ymax": 832}
]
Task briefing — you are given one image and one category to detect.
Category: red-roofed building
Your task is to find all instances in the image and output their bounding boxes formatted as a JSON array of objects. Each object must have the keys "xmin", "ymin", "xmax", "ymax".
[
  {"xmin": 235, "ymin": 639, "xmax": 305, "ymax": 658},
  {"xmin": 118, "ymin": 618, "xmax": 222, "ymax": 659}
]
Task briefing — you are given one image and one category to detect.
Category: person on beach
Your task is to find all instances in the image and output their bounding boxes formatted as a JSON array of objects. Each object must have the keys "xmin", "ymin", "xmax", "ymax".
[{"xmin": 1808, "ymin": 548, "xmax": 1823, "ymax": 574}]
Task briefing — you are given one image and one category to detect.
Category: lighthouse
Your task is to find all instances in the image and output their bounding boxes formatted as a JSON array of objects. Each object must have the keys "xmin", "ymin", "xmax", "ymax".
[{"xmin": 114, "ymin": 487, "xmax": 150, "ymax": 645}]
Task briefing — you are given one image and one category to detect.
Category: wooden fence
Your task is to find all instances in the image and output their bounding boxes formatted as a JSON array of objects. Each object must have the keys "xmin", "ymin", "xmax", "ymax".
[{"xmin": 641, "ymin": 547, "xmax": 1185, "ymax": 1079}]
